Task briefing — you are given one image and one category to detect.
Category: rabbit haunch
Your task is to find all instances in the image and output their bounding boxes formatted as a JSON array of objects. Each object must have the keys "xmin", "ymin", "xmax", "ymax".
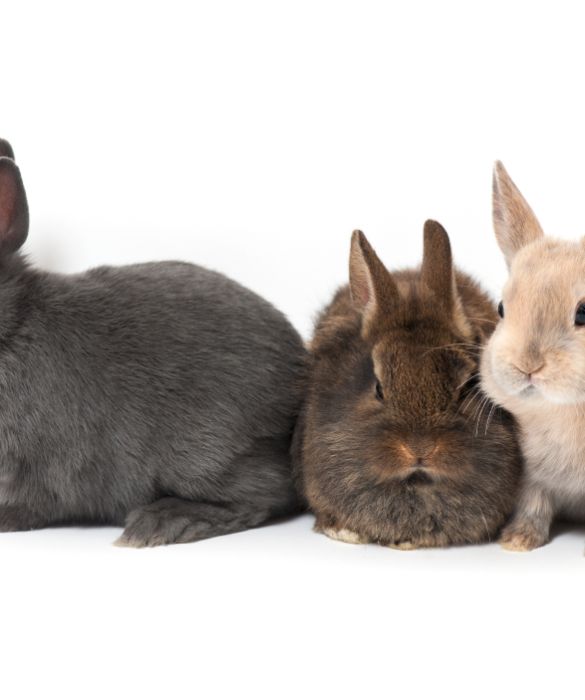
[{"xmin": 0, "ymin": 139, "xmax": 306, "ymax": 547}]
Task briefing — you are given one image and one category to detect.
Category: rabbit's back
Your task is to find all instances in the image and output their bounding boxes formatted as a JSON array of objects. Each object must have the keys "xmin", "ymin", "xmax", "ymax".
[
  {"xmin": 0, "ymin": 260, "xmax": 306, "ymax": 523},
  {"xmin": 40, "ymin": 260, "xmax": 304, "ymax": 403}
]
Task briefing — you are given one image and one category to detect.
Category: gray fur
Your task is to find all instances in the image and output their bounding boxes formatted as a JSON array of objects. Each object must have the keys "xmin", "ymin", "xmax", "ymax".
[{"xmin": 0, "ymin": 143, "xmax": 306, "ymax": 547}]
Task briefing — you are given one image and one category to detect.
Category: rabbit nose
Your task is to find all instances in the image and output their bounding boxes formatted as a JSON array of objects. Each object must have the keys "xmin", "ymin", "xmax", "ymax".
[
  {"xmin": 399, "ymin": 442, "xmax": 437, "ymax": 467},
  {"xmin": 512, "ymin": 361, "xmax": 545, "ymax": 381}
]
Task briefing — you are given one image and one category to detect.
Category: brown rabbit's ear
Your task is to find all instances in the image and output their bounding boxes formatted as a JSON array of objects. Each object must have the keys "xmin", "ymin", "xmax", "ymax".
[
  {"xmin": 421, "ymin": 220, "xmax": 456, "ymax": 312},
  {"xmin": 493, "ymin": 161, "xmax": 544, "ymax": 268},
  {"xmin": 0, "ymin": 158, "xmax": 29, "ymax": 255},
  {"xmin": 349, "ymin": 230, "xmax": 399, "ymax": 326},
  {"xmin": 0, "ymin": 139, "xmax": 15, "ymax": 160},
  {"xmin": 421, "ymin": 220, "xmax": 471, "ymax": 336}
]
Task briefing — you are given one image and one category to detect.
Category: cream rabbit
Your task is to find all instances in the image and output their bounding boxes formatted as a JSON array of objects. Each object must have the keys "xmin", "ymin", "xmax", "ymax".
[{"xmin": 481, "ymin": 162, "xmax": 585, "ymax": 551}]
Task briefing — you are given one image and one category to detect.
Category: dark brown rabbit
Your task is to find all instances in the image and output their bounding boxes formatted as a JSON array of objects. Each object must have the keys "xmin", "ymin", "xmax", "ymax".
[{"xmin": 292, "ymin": 220, "xmax": 522, "ymax": 548}]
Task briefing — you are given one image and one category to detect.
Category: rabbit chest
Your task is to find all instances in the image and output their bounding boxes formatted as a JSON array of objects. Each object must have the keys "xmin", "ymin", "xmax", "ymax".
[{"xmin": 521, "ymin": 407, "xmax": 585, "ymax": 518}]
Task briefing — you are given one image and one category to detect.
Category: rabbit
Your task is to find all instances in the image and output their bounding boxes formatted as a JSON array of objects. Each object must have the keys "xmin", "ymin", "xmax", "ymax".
[
  {"xmin": 481, "ymin": 161, "xmax": 585, "ymax": 551},
  {"xmin": 292, "ymin": 220, "xmax": 522, "ymax": 549},
  {"xmin": 0, "ymin": 139, "xmax": 307, "ymax": 547}
]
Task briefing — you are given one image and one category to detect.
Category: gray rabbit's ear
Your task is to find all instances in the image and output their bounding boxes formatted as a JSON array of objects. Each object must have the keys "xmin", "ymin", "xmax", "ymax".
[
  {"xmin": 349, "ymin": 230, "xmax": 399, "ymax": 327},
  {"xmin": 0, "ymin": 139, "xmax": 15, "ymax": 160},
  {"xmin": 0, "ymin": 158, "xmax": 29, "ymax": 255},
  {"xmin": 492, "ymin": 161, "xmax": 544, "ymax": 268}
]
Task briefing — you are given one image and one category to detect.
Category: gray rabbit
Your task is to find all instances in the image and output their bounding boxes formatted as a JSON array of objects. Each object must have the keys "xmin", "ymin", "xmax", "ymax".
[{"xmin": 0, "ymin": 139, "xmax": 306, "ymax": 546}]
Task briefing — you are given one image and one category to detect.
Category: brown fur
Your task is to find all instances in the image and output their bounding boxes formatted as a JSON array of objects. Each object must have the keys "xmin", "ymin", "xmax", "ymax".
[{"xmin": 293, "ymin": 221, "xmax": 522, "ymax": 548}]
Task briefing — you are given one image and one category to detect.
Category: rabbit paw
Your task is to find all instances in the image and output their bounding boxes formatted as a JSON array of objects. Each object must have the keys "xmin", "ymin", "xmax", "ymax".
[
  {"xmin": 0, "ymin": 504, "xmax": 42, "ymax": 532},
  {"xmin": 500, "ymin": 523, "xmax": 549, "ymax": 552},
  {"xmin": 320, "ymin": 527, "xmax": 368, "ymax": 545},
  {"xmin": 386, "ymin": 540, "xmax": 419, "ymax": 550},
  {"xmin": 115, "ymin": 498, "xmax": 257, "ymax": 548},
  {"xmin": 115, "ymin": 500, "xmax": 202, "ymax": 548}
]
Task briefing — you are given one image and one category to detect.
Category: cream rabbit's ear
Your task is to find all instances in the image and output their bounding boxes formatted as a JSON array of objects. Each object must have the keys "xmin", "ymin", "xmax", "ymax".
[{"xmin": 492, "ymin": 161, "xmax": 544, "ymax": 268}]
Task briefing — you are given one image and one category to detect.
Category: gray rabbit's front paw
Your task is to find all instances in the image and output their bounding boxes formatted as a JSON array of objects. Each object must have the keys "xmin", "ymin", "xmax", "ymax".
[
  {"xmin": 115, "ymin": 502, "xmax": 193, "ymax": 548},
  {"xmin": 114, "ymin": 497, "xmax": 251, "ymax": 548}
]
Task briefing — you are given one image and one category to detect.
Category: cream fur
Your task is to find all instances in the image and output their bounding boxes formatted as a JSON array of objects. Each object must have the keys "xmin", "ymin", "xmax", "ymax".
[
  {"xmin": 481, "ymin": 163, "xmax": 585, "ymax": 550},
  {"xmin": 321, "ymin": 527, "xmax": 368, "ymax": 545}
]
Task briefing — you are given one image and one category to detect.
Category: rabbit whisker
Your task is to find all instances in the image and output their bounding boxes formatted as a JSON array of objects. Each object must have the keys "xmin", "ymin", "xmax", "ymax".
[
  {"xmin": 456, "ymin": 372, "xmax": 480, "ymax": 391},
  {"xmin": 473, "ymin": 395, "xmax": 492, "ymax": 437},
  {"xmin": 421, "ymin": 342, "xmax": 482, "ymax": 357},
  {"xmin": 484, "ymin": 401, "xmax": 497, "ymax": 436},
  {"xmin": 460, "ymin": 387, "xmax": 483, "ymax": 417},
  {"xmin": 466, "ymin": 316, "xmax": 498, "ymax": 326}
]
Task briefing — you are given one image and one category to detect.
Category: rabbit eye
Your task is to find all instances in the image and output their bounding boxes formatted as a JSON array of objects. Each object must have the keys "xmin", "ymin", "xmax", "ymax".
[
  {"xmin": 497, "ymin": 301, "xmax": 504, "ymax": 318},
  {"xmin": 575, "ymin": 303, "xmax": 585, "ymax": 326},
  {"xmin": 375, "ymin": 381, "xmax": 384, "ymax": 401}
]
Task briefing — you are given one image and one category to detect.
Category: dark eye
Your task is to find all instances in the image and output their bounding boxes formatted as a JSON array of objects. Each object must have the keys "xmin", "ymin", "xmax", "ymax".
[
  {"xmin": 575, "ymin": 303, "xmax": 585, "ymax": 326},
  {"xmin": 497, "ymin": 301, "xmax": 504, "ymax": 318},
  {"xmin": 375, "ymin": 381, "xmax": 384, "ymax": 401}
]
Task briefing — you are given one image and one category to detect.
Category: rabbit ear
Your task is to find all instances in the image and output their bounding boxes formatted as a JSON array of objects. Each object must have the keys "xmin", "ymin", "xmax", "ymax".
[
  {"xmin": 421, "ymin": 220, "xmax": 471, "ymax": 335},
  {"xmin": 349, "ymin": 230, "xmax": 399, "ymax": 323},
  {"xmin": 0, "ymin": 139, "xmax": 15, "ymax": 160},
  {"xmin": 421, "ymin": 220, "xmax": 456, "ymax": 312},
  {"xmin": 0, "ymin": 158, "xmax": 29, "ymax": 255},
  {"xmin": 493, "ymin": 161, "xmax": 544, "ymax": 267}
]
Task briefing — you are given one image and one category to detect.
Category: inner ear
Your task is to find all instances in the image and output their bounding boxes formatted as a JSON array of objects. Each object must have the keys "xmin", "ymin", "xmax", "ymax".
[
  {"xmin": 0, "ymin": 139, "xmax": 14, "ymax": 160},
  {"xmin": 349, "ymin": 230, "xmax": 399, "ymax": 328},
  {"xmin": 0, "ymin": 158, "xmax": 29, "ymax": 255},
  {"xmin": 492, "ymin": 161, "xmax": 544, "ymax": 268},
  {"xmin": 349, "ymin": 230, "xmax": 374, "ymax": 309}
]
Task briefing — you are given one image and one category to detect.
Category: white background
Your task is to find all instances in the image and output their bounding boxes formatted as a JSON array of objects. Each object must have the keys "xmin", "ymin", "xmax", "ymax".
[{"xmin": 1, "ymin": 1, "xmax": 584, "ymax": 698}]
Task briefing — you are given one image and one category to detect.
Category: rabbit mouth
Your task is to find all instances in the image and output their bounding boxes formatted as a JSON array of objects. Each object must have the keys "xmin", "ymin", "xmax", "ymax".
[{"xmin": 403, "ymin": 469, "xmax": 435, "ymax": 486}]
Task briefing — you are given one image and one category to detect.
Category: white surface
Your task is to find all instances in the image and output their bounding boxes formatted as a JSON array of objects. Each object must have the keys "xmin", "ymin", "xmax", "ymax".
[
  {"xmin": 2, "ymin": 1, "xmax": 585, "ymax": 698},
  {"xmin": 2, "ymin": 519, "xmax": 584, "ymax": 699}
]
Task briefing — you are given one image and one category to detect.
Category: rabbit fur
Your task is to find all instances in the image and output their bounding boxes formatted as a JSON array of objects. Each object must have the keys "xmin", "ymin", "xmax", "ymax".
[
  {"xmin": 293, "ymin": 221, "xmax": 522, "ymax": 549},
  {"xmin": 0, "ymin": 139, "xmax": 306, "ymax": 547},
  {"xmin": 481, "ymin": 161, "xmax": 585, "ymax": 550}
]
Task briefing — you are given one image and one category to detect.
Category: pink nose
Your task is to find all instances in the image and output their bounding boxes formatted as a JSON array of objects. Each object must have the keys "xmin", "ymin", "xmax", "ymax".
[{"xmin": 512, "ymin": 362, "xmax": 545, "ymax": 381}]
